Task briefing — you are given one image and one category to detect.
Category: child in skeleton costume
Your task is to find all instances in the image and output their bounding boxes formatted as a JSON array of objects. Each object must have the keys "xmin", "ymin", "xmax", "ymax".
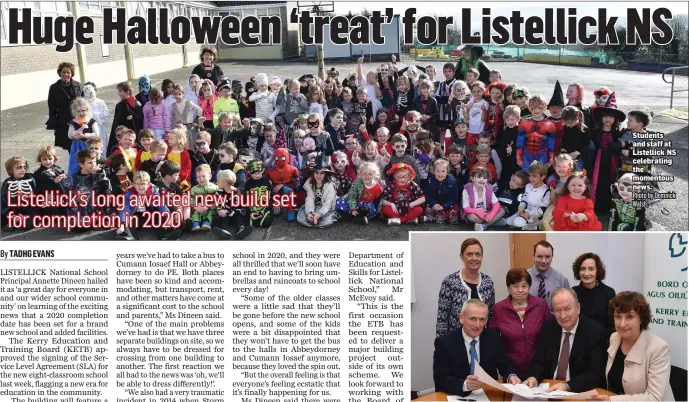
[
  {"xmin": 297, "ymin": 159, "xmax": 339, "ymax": 228},
  {"xmin": 67, "ymin": 98, "xmax": 100, "ymax": 177},
  {"xmin": 433, "ymin": 63, "xmax": 457, "ymax": 129},
  {"xmin": 190, "ymin": 164, "xmax": 219, "ymax": 231},
  {"xmin": 116, "ymin": 171, "xmax": 183, "ymax": 241},
  {"xmin": 1, "ymin": 156, "xmax": 36, "ymax": 229},
  {"xmin": 609, "ymin": 173, "xmax": 646, "ymax": 231},
  {"xmin": 83, "ymin": 84, "xmax": 109, "ymax": 157},
  {"xmin": 244, "ymin": 160, "xmax": 274, "ymax": 228},
  {"xmin": 394, "ymin": 75, "xmax": 414, "ymax": 121},
  {"xmin": 381, "ymin": 163, "xmax": 426, "ymax": 225},
  {"xmin": 60, "ymin": 150, "xmax": 112, "ymax": 230},
  {"xmin": 211, "ymin": 169, "xmax": 253, "ymax": 240},
  {"xmin": 266, "ymin": 148, "xmax": 300, "ymax": 221},
  {"xmin": 249, "ymin": 73, "xmax": 278, "ymax": 123},
  {"xmin": 33, "ymin": 146, "xmax": 67, "ymax": 216},
  {"xmin": 136, "ymin": 75, "xmax": 151, "ymax": 107},
  {"xmin": 217, "ymin": 142, "xmax": 247, "ymax": 193}
]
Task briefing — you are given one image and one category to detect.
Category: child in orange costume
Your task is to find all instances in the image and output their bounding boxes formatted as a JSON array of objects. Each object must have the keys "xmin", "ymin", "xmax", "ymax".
[
  {"xmin": 553, "ymin": 173, "xmax": 602, "ymax": 231},
  {"xmin": 381, "ymin": 163, "xmax": 426, "ymax": 225}
]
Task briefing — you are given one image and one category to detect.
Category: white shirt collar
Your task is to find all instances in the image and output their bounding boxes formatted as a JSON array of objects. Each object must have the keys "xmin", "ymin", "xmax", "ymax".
[
  {"xmin": 562, "ymin": 317, "xmax": 579, "ymax": 336},
  {"xmin": 462, "ymin": 328, "xmax": 479, "ymax": 345}
]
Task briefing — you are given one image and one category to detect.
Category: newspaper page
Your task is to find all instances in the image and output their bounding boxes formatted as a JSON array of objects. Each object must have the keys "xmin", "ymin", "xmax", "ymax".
[{"xmin": 1, "ymin": 1, "xmax": 688, "ymax": 402}]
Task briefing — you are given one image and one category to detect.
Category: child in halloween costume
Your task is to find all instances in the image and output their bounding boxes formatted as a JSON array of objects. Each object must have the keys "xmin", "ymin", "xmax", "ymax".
[
  {"xmin": 217, "ymin": 142, "xmax": 247, "ymax": 193},
  {"xmin": 506, "ymin": 161, "xmax": 550, "ymax": 230},
  {"xmin": 139, "ymin": 139, "xmax": 168, "ymax": 186},
  {"xmin": 136, "ymin": 75, "xmax": 151, "ymax": 107},
  {"xmin": 190, "ymin": 164, "xmax": 219, "ymax": 231},
  {"xmin": 336, "ymin": 161, "xmax": 383, "ymax": 224},
  {"xmin": 60, "ymin": 150, "xmax": 112, "ymax": 231},
  {"xmin": 67, "ymin": 98, "xmax": 100, "ymax": 176},
  {"xmin": 265, "ymin": 148, "xmax": 300, "ymax": 221},
  {"xmin": 331, "ymin": 151, "xmax": 354, "ymax": 197},
  {"xmin": 190, "ymin": 131, "xmax": 220, "ymax": 183},
  {"xmin": 497, "ymin": 105, "xmax": 521, "ymax": 191},
  {"xmin": 83, "ymin": 83, "xmax": 109, "ymax": 156},
  {"xmin": 485, "ymin": 82, "xmax": 506, "ymax": 140},
  {"xmin": 560, "ymin": 106, "xmax": 591, "ymax": 172},
  {"xmin": 553, "ymin": 173, "xmax": 602, "ymax": 231},
  {"xmin": 547, "ymin": 81, "xmax": 565, "ymax": 155},
  {"xmin": 244, "ymin": 159, "xmax": 274, "ymax": 228},
  {"xmin": 250, "ymin": 73, "xmax": 278, "ymax": 122},
  {"xmin": 516, "ymin": 94, "xmax": 556, "ymax": 171},
  {"xmin": 213, "ymin": 78, "xmax": 240, "ymax": 126},
  {"xmin": 297, "ymin": 159, "xmax": 339, "ymax": 228},
  {"xmin": 609, "ymin": 173, "xmax": 646, "ymax": 231},
  {"xmin": 1, "ymin": 156, "xmax": 36, "ymax": 229},
  {"xmin": 212, "ymin": 169, "xmax": 253, "ymax": 240},
  {"xmin": 381, "ymin": 163, "xmax": 426, "ymax": 225},
  {"xmin": 143, "ymin": 88, "xmax": 171, "ymax": 140},
  {"xmin": 165, "ymin": 129, "xmax": 192, "ymax": 192},
  {"xmin": 590, "ymin": 92, "xmax": 624, "ymax": 213},
  {"xmin": 541, "ymin": 154, "xmax": 574, "ymax": 231},
  {"xmin": 199, "ymin": 79, "xmax": 217, "ymax": 130}
]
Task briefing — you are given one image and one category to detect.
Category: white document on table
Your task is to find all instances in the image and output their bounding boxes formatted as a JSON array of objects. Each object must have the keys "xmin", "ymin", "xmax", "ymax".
[
  {"xmin": 447, "ymin": 388, "xmax": 491, "ymax": 401},
  {"xmin": 473, "ymin": 364, "xmax": 600, "ymax": 400}
]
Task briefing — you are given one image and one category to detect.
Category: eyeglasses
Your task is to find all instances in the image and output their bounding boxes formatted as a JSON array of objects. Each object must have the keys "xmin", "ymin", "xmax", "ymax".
[
  {"xmin": 195, "ymin": 142, "xmax": 207, "ymax": 147},
  {"xmin": 307, "ymin": 122, "xmax": 319, "ymax": 128}
]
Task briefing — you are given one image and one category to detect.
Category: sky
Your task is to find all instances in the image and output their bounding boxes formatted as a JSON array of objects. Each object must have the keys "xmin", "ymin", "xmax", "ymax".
[{"xmin": 328, "ymin": 1, "xmax": 689, "ymax": 31}]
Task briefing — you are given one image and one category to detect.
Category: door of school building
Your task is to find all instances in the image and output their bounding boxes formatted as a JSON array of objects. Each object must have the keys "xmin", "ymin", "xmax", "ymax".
[{"xmin": 509, "ymin": 233, "xmax": 546, "ymax": 270}]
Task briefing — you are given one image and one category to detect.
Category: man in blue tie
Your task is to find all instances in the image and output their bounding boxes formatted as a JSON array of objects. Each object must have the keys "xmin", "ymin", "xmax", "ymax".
[{"xmin": 433, "ymin": 299, "xmax": 521, "ymax": 397}]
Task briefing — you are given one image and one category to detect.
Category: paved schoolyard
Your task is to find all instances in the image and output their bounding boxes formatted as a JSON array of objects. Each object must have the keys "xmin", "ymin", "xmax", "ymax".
[{"xmin": 1, "ymin": 61, "xmax": 687, "ymax": 240}]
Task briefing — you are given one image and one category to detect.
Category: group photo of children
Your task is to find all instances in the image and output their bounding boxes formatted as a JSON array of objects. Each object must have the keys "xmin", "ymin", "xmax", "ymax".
[{"xmin": 1, "ymin": 44, "xmax": 665, "ymax": 239}]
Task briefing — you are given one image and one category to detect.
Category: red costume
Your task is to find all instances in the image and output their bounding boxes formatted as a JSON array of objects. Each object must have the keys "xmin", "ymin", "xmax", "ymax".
[
  {"xmin": 381, "ymin": 164, "xmax": 425, "ymax": 223},
  {"xmin": 553, "ymin": 194, "xmax": 602, "ymax": 231},
  {"xmin": 265, "ymin": 148, "xmax": 300, "ymax": 190},
  {"xmin": 515, "ymin": 118, "xmax": 556, "ymax": 169}
]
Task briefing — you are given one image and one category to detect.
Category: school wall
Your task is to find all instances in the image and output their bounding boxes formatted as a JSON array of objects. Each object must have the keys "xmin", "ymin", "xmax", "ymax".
[
  {"xmin": 409, "ymin": 233, "xmax": 645, "ymax": 395},
  {"xmin": 0, "ymin": 15, "xmax": 201, "ymax": 111}
]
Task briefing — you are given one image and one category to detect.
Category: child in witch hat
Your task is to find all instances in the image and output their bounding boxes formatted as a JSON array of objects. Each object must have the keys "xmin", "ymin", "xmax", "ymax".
[
  {"xmin": 590, "ymin": 91, "xmax": 625, "ymax": 213},
  {"xmin": 547, "ymin": 80, "xmax": 565, "ymax": 156}
]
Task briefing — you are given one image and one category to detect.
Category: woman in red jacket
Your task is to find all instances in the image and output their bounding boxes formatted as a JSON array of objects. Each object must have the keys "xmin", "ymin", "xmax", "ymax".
[{"xmin": 491, "ymin": 268, "xmax": 552, "ymax": 378}]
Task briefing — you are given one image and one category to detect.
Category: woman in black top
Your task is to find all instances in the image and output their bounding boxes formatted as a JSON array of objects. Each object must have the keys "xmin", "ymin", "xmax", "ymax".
[
  {"xmin": 47, "ymin": 62, "xmax": 83, "ymax": 151},
  {"xmin": 191, "ymin": 46, "xmax": 225, "ymax": 86},
  {"xmin": 571, "ymin": 252, "xmax": 616, "ymax": 329}
]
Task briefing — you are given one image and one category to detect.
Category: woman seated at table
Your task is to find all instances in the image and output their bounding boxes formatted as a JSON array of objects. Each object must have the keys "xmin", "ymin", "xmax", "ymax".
[
  {"xmin": 572, "ymin": 252, "xmax": 616, "ymax": 330},
  {"xmin": 590, "ymin": 291, "xmax": 674, "ymax": 401},
  {"xmin": 490, "ymin": 268, "xmax": 551, "ymax": 378}
]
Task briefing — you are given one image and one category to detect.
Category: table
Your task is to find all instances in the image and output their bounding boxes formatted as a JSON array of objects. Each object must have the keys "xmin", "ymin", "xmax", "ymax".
[{"xmin": 414, "ymin": 380, "xmax": 616, "ymax": 401}]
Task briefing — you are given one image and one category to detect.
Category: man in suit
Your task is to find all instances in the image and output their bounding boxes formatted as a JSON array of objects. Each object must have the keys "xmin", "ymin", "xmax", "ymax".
[
  {"xmin": 433, "ymin": 299, "xmax": 521, "ymax": 397},
  {"xmin": 526, "ymin": 288, "xmax": 607, "ymax": 392}
]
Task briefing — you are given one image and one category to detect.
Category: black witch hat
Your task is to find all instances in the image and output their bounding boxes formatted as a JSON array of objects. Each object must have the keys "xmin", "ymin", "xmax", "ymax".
[{"xmin": 548, "ymin": 80, "xmax": 565, "ymax": 107}]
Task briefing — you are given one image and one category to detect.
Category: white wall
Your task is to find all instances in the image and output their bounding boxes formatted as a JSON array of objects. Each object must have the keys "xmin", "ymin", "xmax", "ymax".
[{"xmin": 411, "ymin": 233, "xmax": 646, "ymax": 394}]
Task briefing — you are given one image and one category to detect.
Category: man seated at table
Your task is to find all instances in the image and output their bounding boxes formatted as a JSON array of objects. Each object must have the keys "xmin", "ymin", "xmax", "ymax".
[
  {"xmin": 433, "ymin": 299, "xmax": 521, "ymax": 397},
  {"xmin": 526, "ymin": 288, "xmax": 607, "ymax": 392}
]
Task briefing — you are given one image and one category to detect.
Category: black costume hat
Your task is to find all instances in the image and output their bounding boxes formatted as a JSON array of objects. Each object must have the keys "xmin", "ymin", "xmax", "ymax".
[
  {"xmin": 460, "ymin": 45, "xmax": 484, "ymax": 59},
  {"xmin": 308, "ymin": 156, "xmax": 333, "ymax": 173},
  {"xmin": 548, "ymin": 80, "xmax": 565, "ymax": 107},
  {"xmin": 592, "ymin": 92, "xmax": 626, "ymax": 122}
]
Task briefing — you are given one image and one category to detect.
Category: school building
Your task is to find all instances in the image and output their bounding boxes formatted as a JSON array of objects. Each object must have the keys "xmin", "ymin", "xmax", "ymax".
[{"xmin": 0, "ymin": 1, "xmax": 297, "ymax": 111}]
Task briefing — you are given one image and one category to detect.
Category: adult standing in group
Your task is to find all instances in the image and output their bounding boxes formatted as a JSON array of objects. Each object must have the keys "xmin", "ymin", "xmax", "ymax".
[
  {"xmin": 528, "ymin": 240, "xmax": 570, "ymax": 312},
  {"xmin": 491, "ymin": 268, "xmax": 551, "ymax": 378},
  {"xmin": 572, "ymin": 253, "xmax": 616, "ymax": 330},
  {"xmin": 454, "ymin": 45, "xmax": 490, "ymax": 85},
  {"xmin": 589, "ymin": 292, "xmax": 675, "ymax": 401},
  {"xmin": 436, "ymin": 238, "xmax": 496, "ymax": 338},
  {"xmin": 47, "ymin": 62, "xmax": 83, "ymax": 151},
  {"xmin": 192, "ymin": 46, "xmax": 225, "ymax": 86},
  {"xmin": 526, "ymin": 288, "xmax": 607, "ymax": 393}
]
